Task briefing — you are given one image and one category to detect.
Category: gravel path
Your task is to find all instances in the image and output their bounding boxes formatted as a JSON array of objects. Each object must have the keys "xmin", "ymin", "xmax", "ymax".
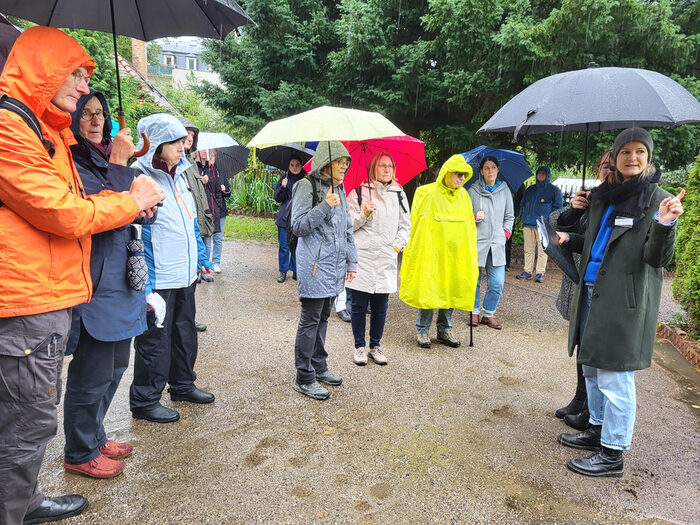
[{"xmin": 40, "ymin": 239, "xmax": 698, "ymax": 524}]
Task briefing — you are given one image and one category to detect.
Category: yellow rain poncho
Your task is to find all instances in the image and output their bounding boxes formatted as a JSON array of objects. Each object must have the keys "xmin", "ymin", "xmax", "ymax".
[{"xmin": 399, "ymin": 154, "xmax": 479, "ymax": 310}]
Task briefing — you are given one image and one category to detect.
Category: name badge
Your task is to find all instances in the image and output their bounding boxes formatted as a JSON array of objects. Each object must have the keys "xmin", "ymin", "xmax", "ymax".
[{"xmin": 615, "ymin": 217, "xmax": 634, "ymax": 228}]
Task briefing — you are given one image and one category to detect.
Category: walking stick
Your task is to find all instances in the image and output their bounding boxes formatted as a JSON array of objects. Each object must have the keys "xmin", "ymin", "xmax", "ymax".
[{"xmin": 469, "ymin": 311, "xmax": 473, "ymax": 347}]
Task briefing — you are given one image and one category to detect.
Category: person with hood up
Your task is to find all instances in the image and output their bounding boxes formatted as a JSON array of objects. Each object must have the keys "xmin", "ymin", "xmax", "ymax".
[
  {"xmin": 400, "ymin": 155, "xmax": 479, "ymax": 348},
  {"xmin": 0, "ymin": 27, "xmax": 164, "ymax": 525},
  {"xmin": 517, "ymin": 165, "xmax": 562, "ymax": 283},
  {"xmin": 129, "ymin": 114, "xmax": 215, "ymax": 424},
  {"xmin": 178, "ymin": 116, "xmax": 212, "ymax": 330},
  {"xmin": 347, "ymin": 152, "xmax": 411, "ymax": 366},
  {"xmin": 467, "ymin": 156, "xmax": 515, "ymax": 330},
  {"xmin": 274, "ymin": 154, "xmax": 307, "ymax": 283},
  {"xmin": 556, "ymin": 128, "xmax": 683, "ymax": 477},
  {"xmin": 62, "ymin": 89, "xmax": 152, "ymax": 480},
  {"xmin": 291, "ymin": 141, "xmax": 357, "ymax": 400}
]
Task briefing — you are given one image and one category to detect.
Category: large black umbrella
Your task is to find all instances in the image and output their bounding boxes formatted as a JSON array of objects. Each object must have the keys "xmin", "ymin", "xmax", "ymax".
[
  {"xmin": 479, "ymin": 64, "xmax": 700, "ymax": 186},
  {"xmin": 0, "ymin": 0, "xmax": 254, "ymax": 151},
  {"xmin": 256, "ymin": 143, "xmax": 315, "ymax": 171},
  {"xmin": 196, "ymin": 132, "xmax": 249, "ymax": 178}
]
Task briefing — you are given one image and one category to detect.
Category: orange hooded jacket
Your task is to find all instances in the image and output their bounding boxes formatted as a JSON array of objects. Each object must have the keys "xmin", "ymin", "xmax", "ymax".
[{"xmin": 0, "ymin": 27, "xmax": 140, "ymax": 318}]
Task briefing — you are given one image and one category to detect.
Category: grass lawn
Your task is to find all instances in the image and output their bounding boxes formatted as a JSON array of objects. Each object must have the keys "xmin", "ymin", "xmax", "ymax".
[{"xmin": 223, "ymin": 215, "xmax": 277, "ymax": 243}]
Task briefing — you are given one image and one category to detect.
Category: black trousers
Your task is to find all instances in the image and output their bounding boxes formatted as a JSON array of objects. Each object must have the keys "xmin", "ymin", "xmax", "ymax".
[
  {"xmin": 0, "ymin": 309, "xmax": 71, "ymax": 525},
  {"xmin": 294, "ymin": 297, "xmax": 332, "ymax": 384},
  {"xmin": 130, "ymin": 284, "xmax": 198, "ymax": 410},
  {"xmin": 63, "ymin": 324, "xmax": 131, "ymax": 464}
]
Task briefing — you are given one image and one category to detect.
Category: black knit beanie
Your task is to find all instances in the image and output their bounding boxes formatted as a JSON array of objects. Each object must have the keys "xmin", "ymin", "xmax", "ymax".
[{"xmin": 611, "ymin": 127, "xmax": 653, "ymax": 165}]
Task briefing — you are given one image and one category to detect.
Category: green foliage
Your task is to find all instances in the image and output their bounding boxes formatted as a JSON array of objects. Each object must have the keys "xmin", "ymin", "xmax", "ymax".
[
  {"xmin": 201, "ymin": 0, "xmax": 699, "ymax": 174},
  {"xmin": 222, "ymin": 215, "xmax": 278, "ymax": 242},
  {"xmin": 227, "ymin": 172, "xmax": 279, "ymax": 214},
  {"xmin": 671, "ymin": 154, "xmax": 700, "ymax": 337}
]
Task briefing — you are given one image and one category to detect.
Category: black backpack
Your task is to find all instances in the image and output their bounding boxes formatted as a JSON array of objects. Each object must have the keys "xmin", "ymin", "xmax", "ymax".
[
  {"xmin": 0, "ymin": 94, "xmax": 56, "ymax": 208},
  {"xmin": 354, "ymin": 185, "xmax": 407, "ymax": 213},
  {"xmin": 286, "ymin": 176, "xmax": 318, "ymax": 254}
]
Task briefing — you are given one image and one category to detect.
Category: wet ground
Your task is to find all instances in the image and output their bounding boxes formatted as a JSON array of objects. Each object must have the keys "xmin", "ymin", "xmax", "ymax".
[{"xmin": 41, "ymin": 240, "xmax": 699, "ymax": 524}]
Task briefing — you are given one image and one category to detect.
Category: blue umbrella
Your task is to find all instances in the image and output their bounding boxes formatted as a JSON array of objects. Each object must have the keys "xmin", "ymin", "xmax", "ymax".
[{"xmin": 460, "ymin": 145, "xmax": 533, "ymax": 192}]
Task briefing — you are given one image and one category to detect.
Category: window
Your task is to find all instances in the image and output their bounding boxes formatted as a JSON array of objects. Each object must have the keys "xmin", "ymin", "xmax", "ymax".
[
  {"xmin": 186, "ymin": 57, "xmax": 197, "ymax": 70},
  {"xmin": 163, "ymin": 55, "xmax": 175, "ymax": 67}
]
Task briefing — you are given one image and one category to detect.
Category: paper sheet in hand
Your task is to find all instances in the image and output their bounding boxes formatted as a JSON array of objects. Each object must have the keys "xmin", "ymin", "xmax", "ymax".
[{"xmin": 536, "ymin": 216, "xmax": 580, "ymax": 283}]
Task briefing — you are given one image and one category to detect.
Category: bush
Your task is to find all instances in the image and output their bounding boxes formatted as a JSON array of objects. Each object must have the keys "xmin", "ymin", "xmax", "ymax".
[
  {"xmin": 227, "ymin": 171, "xmax": 279, "ymax": 214},
  {"xmin": 671, "ymin": 154, "xmax": 700, "ymax": 339}
]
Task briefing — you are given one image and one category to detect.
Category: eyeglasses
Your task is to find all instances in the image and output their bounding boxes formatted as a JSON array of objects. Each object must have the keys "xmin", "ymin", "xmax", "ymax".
[
  {"xmin": 377, "ymin": 163, "xmax": 395, "ymax": 169},
  {"xmin": 80, "ymin": 110, "xmax": 108, "ymax": 122},
  {"xmin": 70, "ymin": 69, "xmax": 90, "ymax": 86},
  {"xmin": 333, "ymin": 159, "xmax": 350, "ymax": 167}
]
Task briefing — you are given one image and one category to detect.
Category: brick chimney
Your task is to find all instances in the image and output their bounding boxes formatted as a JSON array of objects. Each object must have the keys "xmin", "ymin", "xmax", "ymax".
[{"xmin": 131, "ymin": 38, "xmax": 148, "ymax": 79}]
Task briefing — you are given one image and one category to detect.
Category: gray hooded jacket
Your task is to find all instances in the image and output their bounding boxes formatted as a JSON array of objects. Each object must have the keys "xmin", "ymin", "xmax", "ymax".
[{"xmin": 291, "ymin": 141, "xmax": 358, "ymax": 299}]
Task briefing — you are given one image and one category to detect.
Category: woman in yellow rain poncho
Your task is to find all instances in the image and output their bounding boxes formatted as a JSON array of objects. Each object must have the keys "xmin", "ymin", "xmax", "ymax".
[{"xmin": 399, "ymin": 154, "xmax": 479, "ymax": 348}]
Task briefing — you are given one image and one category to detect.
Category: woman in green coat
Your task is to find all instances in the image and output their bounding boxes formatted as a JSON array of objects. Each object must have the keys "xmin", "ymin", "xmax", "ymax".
[{"xmin": 555, "ymin": 128, "xmax": 685, "ymax": 477}]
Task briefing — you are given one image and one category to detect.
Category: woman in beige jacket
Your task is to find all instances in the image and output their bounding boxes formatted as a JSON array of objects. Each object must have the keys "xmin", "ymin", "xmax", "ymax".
[{"xmin": 347, "ymin": 152, "xmax": 412, "ymax": 366}]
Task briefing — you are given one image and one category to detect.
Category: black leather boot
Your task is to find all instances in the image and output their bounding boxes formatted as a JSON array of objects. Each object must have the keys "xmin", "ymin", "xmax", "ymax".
[
  {"xmin": 564, "ymin": 408, "xmax": 589, "ymax": 431},
  {"xmin": 567, "ymin": 446, "xmax": 624, "ymax": 477},
  {"xmin": 557, "ymin": 424, "xmax": 601, "ymax": 451},
  {"xmin": 23, "ymin": 495, "xmax": 88, "ymax": 524},
  {"xmin": 555, "ymin": 396, "xmax": 587, "ymax": 419}
]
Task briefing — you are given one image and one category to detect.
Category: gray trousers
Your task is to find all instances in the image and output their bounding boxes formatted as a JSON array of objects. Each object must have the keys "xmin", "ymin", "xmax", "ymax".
[
  {"xmin": 294, "ymin": 297, "xmax": 332, "ymax": 384},
  {"xmin": 0, "ymin": 309, "xmax": 71, "ymax": 525}
]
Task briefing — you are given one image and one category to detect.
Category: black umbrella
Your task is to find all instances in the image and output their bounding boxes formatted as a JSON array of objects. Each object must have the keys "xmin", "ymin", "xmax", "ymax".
[
  {"xmin": 479, "ymin": 63, "xmax": 700, "ymax": 187},
  {"xmin": 0, "ymin": 0, "xmax": 255, "ymax": 152},
  {"xmin": 256, "ymin": 143, "xmax": 315, "ymax": 171},
  {"xmin": 196, "ymin": 132, "xmax": 249, "ymax": 178}
]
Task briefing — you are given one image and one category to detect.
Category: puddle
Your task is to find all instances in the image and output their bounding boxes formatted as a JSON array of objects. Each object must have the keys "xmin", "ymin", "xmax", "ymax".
[{"xmin": 653, "ymin": 340, "xmax": 700, "ymax": 420}]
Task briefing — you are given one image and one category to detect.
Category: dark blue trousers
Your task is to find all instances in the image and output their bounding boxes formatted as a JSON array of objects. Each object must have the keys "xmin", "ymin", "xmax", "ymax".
[
  {"xmin": 63, "ymin": 324, "xmax": 130, "ymax": 464},
  {"xmin": 350, "ymin": 290, "xmax": 389, "ymax": 348},
  {"xmin": 277, "ymin": 227, "xmax": 297, "ymax": 273},
  {"xmin": 130, "ymin": 283, "xmax": 198, "ymax": 410}
]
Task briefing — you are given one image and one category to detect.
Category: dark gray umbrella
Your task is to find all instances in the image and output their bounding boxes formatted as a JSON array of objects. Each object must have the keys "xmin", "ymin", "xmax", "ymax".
[
  {"xmin": 479, "ymin": 64, "xmax": 700, "ymax": 184},
  {"xmin": 256, "ymin": 143, "xmax": 315, "ymax": 171},
  {"xmin": 0, "ymin": 0, "xmax": 255, "ymax": 145}
]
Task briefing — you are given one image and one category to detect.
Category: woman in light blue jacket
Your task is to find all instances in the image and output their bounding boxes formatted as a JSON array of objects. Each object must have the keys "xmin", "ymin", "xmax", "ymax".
[{"xmin": 129, "ymin": 114, "xmax": 215, "ymax": 424}]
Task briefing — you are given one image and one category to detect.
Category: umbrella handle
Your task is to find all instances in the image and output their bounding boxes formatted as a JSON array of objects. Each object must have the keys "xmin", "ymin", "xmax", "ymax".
[{"xmin": 118, "ymin": 112, "xmax": 150, "ymax": 158}]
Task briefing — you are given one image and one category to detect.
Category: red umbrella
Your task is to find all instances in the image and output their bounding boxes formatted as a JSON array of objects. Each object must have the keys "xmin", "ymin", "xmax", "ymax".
[{"xmin": 304, "ymin": 135, "xmax": 427, "ymax": 195}]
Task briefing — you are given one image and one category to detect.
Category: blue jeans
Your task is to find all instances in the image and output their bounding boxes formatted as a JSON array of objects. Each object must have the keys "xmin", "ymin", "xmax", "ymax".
[
  {"xmin": 415, "ymin": 308, "xmax": 453, "ymax": 334},
  {"xmin": 350, "ymin": 291, "xmax": 389, "ymax": 348},
  {"xmin": 211, "ymin": 217, "xmax": 225, "ymax": 265},
  {"xmin": 277, "ymin": 227, "xmax": 296, "ymax": 273},
  {"xmin": 474, "ymin": 250, "xmax": 505, "ymax": 317},
  {"xmin": 580, "ymin": 284, "xmax": 636, "ymax": 450}
]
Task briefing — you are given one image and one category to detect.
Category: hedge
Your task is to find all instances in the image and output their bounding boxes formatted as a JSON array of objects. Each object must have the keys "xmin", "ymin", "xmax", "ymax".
[{"xmin": 671, "ymin": 154, "xmax": 700, "ymax": 338}]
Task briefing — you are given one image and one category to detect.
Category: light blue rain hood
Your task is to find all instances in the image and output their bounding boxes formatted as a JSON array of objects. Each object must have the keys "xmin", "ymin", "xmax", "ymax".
[{"xmin": 136, "ymin": 113, "xmax": 190, "ymax": 177}]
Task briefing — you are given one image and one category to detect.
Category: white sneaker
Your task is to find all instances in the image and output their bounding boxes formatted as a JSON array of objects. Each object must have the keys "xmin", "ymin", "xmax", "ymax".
[
  {"xmin": 213, "ymin": 264, "xmax": 222, "ymax": 273},
  {"xmin": 353, "ymin": 347, "xmax": 368, "ymax": 366},
  {"xmin": 368, "ymin": 346, "xmax": 387, "ymax": 365}
]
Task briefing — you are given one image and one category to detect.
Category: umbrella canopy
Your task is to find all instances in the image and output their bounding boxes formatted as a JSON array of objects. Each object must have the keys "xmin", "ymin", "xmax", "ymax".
[
  {"xmin": 460, "ymin": 146, "xmax": 533, "ymax": 193},
  {"xmin": 196, "ymin": 132, "xmax": 249, "ymax": 178},
  {"xmin": 256, "ymin": 143, "xmax": 315, "ymax": 171},
  {"xmin": 337, "ymin": 135, "xmax": 427, "ymax": 194},
  {"xmin": 247, "ymin": 106, "xmax": 405, "ymax": 148},
  {"xmin": 479, "ymin": 66, "xmax": 700, "ymax": 140},
  {"xmin": 0, "ymin": 0, "xmax": 254, "ymax": 41}
]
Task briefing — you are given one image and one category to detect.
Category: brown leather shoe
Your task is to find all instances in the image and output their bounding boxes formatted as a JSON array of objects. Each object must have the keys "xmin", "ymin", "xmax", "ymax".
[
  {"xmin": 64, "ymin": 454, "xmax": 125, "ymax": 479},
  {"xmin": 99, "ymin": 439, "xmax": 133, "ymax": 460},
  {"xmin": 480, "ymin": 316, "xmax": 502, "ymax": 330},
  {"xmin": 469, "ymin": 313, "xmax": 480, "ymax": 326}
]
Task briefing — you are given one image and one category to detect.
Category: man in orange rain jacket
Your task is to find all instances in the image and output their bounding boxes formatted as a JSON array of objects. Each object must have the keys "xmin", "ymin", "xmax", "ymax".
[{"xmin": 0, "ymin": 27, "xmax": 165, "ymax": 525}]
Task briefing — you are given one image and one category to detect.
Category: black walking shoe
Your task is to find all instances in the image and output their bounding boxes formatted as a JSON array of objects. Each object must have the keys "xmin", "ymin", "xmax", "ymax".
[
  {"xmin": 557, "ymin": 424, "xmax": 601, "ymax": 451},
  {"xmin": 564, "ymin": 408, "xmax": 590, "ymax": 431},
  {"xmin": 316, "ymin": 370, "xmax": 342, "ymax": 386},
  {"xmin": 293, "ymin": 381, "xmax": 330, "ymax": 400},
  {"xmin": 277, "ymin": 272, "xmax": 287, "ymax": 283},
  {"xmin": 292, "ymin": 272, "xmax": 297, "ymax": 280},
  {"xmin": 23, "ymin": 495, "xmax": 88, "ymax": 524},
  {"xmin": 555, "ymin": 396, "xmax": 587, "ymax": 419},
  {"xmin": 131, "ymin": 403, "xmax": 180, "ymax": 423},
  {"xmin": 567, "ymin": 447, "xmax": 624, "ymax": 477},
  {"xmin": 336, "ymin": 308, "xmax": 351, "ymax": 322},
  {"xmin": 170, "ymin": 387, "xmax": 215, "ymax": 404}
]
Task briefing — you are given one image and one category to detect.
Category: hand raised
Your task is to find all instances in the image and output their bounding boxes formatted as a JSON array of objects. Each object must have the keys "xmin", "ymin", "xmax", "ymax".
[
  {"xmin": 658, "ymin": 189, "xmax": 685, "ymax": 224},
  {"xmin": 325, "ymin": 187, "xmax": 340, "ymax": 207},
  {"xmin": 109, "ymin": 128, "xmax": 136, "ymax": 166}
]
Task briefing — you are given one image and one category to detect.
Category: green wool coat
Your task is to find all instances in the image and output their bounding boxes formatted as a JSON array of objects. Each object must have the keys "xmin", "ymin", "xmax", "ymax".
[{"xmin": 567, "ymin": 184, "xmax": 676, "ymax": 371}]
